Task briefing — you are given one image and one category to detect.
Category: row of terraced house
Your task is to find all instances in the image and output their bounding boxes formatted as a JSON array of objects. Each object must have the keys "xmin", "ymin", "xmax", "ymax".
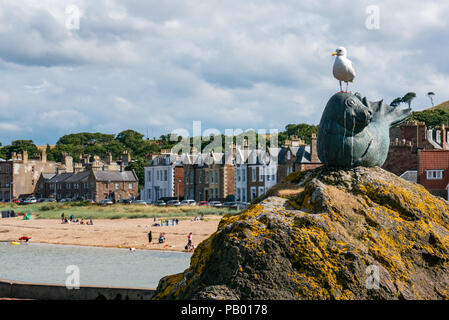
[
  {"xmin": 0, "ymin": 151, "xmax": 138, "ymax": 202},
  {"xmin": 141, "ymin": 135, "xmax": 322, "ymax": 203}
]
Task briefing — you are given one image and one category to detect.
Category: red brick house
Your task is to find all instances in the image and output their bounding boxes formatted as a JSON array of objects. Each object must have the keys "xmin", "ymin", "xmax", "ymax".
[
  {"xmin": 418, "ymin": 150, "xmax": 449, "ymax": 200},
  {"xmin": 383, "ymin": 121, "xmax": 449, "ymax": 176}
]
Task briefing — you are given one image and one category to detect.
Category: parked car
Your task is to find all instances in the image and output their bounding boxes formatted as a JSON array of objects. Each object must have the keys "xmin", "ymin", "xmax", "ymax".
[
  {"xmin": 133, "ymin": 200, "xmax": 147, "ymax": 205},
  {"xmin": 180, "ymin": 200, "xmax": 196, "ymax": 206},
  {"xmin": 166, "ymin": 200, "xmax": 181, "ymax": 206},
  {"xmin": 121, "ymin": 199, "xmax": 133, "ymax": 204},
  {"xmin": 223, "ymin": 201, "xmax": 238, "ymax": 209},
  {"xmin": 209, "ymin": 201, "xmax": 223, "ymax": 207},
  {"xmin": 236, "ymin": 201, "xmax": 250, "ymax": 209},
  {"xmin": 59, "ymin": 198, "xmax": 72, "ymax": 203},
  {"xmin": 199, "ymin": 201, "xmax": 209, "ymax": 206},
  {"xmin": 11, "ymin": 198, "xmax": 20, "ymax": 204},
  {"xmin": 84, "ymin": 199, "xmax": 96, "ymax": 204},
  {"xmin": 43, "ymin": 198, "xmax": 57, "ymax": 203},
  {"xmin": 155, "ymin": 200, "xmax": 166, "ymax": 206},
  {"xmin": 99, "ymin": 199, "xmax": 113, "ymax": 205},
  {"xmin": 23, "ymin": 197, "xmax": 37, "ymax": 204}
]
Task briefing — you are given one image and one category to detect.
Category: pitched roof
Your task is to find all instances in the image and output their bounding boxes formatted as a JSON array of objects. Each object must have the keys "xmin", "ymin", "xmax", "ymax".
[
  {"xmin": 92, "ymin": 170, "xmax": 138, "ymax": 182},
  {"xmin": 64, "ymin": 170, "xmax": 90, "ymax": 183},
  {"xmin": 48, "ymin": 173, "xmax": 74, "ymax": 183}
]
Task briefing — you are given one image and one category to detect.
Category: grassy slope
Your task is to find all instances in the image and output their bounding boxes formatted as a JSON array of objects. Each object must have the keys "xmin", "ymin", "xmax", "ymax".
[
  {"xmin": 0, "ymin": 202, "xmax": 235, "ymax": 220},
  {"xmin": 429, "ymin": 99, "xmax": 449, "ymax": 110}
]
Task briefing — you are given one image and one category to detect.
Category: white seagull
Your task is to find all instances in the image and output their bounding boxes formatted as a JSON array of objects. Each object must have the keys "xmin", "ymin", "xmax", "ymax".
[{"xmin": 332, "ymin": 47, "xmax": 356, "ymax": 92}]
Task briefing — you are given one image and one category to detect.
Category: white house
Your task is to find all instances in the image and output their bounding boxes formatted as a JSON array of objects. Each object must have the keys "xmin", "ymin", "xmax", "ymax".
[{"xmin": 142, "ymin": 153, "xmax": 183, "ymax": 203}]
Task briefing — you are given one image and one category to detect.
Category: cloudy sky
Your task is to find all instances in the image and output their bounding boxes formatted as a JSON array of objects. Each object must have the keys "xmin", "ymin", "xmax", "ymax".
[{"xmin": 0, "ymin": 0, "xmax": 448, "ymax": 145}]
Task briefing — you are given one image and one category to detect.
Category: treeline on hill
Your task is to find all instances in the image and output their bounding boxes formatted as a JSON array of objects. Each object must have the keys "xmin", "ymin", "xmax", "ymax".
[
  {"xmin": 409, "ymin": 109, "xmax": 449, "ymax": 126},
  {"xmin": 0, "ymin": 124, "xmax": 318, "ymax": 188}
]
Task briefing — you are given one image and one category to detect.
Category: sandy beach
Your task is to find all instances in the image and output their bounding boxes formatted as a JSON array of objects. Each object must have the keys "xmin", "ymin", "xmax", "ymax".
[{"xmin": 0, "ymin": 215, "xmax": 222, "ymax": 252}]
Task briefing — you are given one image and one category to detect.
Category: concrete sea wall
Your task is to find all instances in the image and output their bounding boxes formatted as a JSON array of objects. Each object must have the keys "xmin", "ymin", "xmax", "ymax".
[{"xmin": 0, "ymin": 278, "xmax": 155, "ymax": 300}]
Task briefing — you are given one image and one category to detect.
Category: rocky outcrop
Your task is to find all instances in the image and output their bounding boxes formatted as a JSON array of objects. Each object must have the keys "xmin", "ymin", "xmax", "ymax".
[{"xmin": 154, "ymin": 166, "xmax": 449, "ymax": 300}]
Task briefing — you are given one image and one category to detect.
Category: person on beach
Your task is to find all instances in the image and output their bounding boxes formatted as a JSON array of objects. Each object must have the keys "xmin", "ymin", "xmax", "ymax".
[
  {"xmin": 186, "ymin": 232, "xmax": 193, "ymax": 251},
  {"xmin": 148, "ymin": 231, "xmax": 152, "ymax": 244},
  {"xmin": 61, "ymin": 213, "xmax": 65, "ymax": 223},
  {"xmin": 19, "ymin": 236, "xmax": 31, "ymax": 245},
  {"xmin": 200, "ymin": 213, "xmax": 204, "ymax": 221}
]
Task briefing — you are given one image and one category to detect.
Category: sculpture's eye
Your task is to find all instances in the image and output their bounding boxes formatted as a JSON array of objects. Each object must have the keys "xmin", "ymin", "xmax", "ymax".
[{"xmin": 346, "ymin": 99, "xmax": 356, "ymax": 107}]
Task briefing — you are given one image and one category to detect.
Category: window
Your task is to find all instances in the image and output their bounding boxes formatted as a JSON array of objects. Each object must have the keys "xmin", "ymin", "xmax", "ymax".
[
  {"xmin": 190, "ymin": 171, "xmax": 194, "ymax": 184},
  {"xmin": 157, "ymin": 170, "xmax": 160, "ymax": 181},
  {"xmin": 259, "ymin": 167, "xmax": 264, "ymax": 182},
  {"xmin": 252, "ymin": 167, "xmax": 256, "ymax": 182},
  {"xmin": 74, "ymin": 183, "xmax": 79, "ymax": 189},
  {"xmin": 243, "ymin": 169, "xmax": 246, "ymax": 182},
  {"xmin": 215, "ymin": 171, "xmax": 219, "ymax": 184},
  {"xmin": 250, "ymin": 187, "xmax": 257, "ymax": 200},
  {"xmin": 426, "ymin": 170, "xmax": 443, "ymax": 180},
  {"xmin": 129, "ymin": 183, "xmax": 133, "ymax": 189},
  {"xmin": 215, "ymin": 188, "xmax": 218, "ymax": 198},
  {"xmin": 258, "ymin": 186, "xmax": 265, "ymax": 197},
  {"xmin": 267, "ymin": 168, "xmax": 271, "ymax": 181},
  {"xmin": 237, "ymin": 169, "xmax": 241, "ymax": 182},
  {"xmin": 199, "ymin": 171, "xmax": 202, "ymax": 183},
  {"xmin": 164, "ymin": 170, "xmax": 168, "ymax": 181},
  {"xmin": 148, "ymin": 189, "xmax": 151, "ymax": 199},
  {"xmin": 287, "ymin": 167, "xmax": 293, "ymax": 175},
  {"xmin": 148, "ymin": 171, "xmax": 151, "ymax": 182},
  {"xmin": 115, "ymin": 183, "xmax": 119, "ymax": 190},
  {"xmin": 210, "ymin": 171, "xmax": 214, "ymax": 183}
]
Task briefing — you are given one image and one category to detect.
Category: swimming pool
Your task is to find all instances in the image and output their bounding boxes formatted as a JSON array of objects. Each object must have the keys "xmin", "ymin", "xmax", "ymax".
[{"xmin": 0, "ymin": 242, "xmax": 191, "ymax": 289}]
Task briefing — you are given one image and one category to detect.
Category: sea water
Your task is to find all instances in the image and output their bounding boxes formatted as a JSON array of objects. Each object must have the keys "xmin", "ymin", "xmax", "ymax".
[{"xmin": 0, "ymin": 242, "xmax": 191, "ymax": 288}]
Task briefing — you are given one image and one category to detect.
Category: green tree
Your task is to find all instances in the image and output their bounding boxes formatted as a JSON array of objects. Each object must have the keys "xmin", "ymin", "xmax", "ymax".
[
  {"xmin": 125, "ymin": 157, "xmax": 149, "ymax": 189},
  {"xmin": 1, "ymin": 140, "xmax": 40, "ymax": 159},
  {"xmin": 284, "ymin": 123, "xmax": 318, "ymax": 144}
]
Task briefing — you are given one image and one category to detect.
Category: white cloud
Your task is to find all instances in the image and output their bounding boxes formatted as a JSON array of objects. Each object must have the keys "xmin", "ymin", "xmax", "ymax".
[{"xmin": 0, "ymin": 0, "xmax": 448, "ymax": 145}]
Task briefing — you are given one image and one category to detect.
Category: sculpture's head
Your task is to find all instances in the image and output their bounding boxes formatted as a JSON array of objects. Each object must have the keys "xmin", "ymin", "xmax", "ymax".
[
  {"xmin": 325, "ymin": 93, "xmax": 373, "ymax": 133},
  {"xmin": 360, "ymin": 96, "xmax": 412, "ymax": 128}
]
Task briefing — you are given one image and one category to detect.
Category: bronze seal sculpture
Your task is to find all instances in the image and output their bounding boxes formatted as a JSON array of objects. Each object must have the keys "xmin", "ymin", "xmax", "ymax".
[{"xmin": 317, "ymin": 92, "xmax": 411, "ymax": 168}]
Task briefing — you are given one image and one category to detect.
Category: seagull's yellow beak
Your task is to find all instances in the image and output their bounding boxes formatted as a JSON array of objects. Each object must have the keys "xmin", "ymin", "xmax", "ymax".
[{"xmin": 332, "ymin": 52, "xmax": 338, "ymax": 56}]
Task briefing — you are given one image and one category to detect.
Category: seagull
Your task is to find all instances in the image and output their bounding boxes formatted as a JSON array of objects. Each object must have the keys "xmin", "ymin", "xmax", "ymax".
[{"xmin": 332, "ymin": 47, "xmax": 356, "ymax": 93}]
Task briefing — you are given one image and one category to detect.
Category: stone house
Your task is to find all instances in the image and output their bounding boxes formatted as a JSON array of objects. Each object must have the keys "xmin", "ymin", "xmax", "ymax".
[
  {"xmin": 0, "ymin": 151, "xmax": 57, "ymax": 200},
  {"xmin": 37, "ymin": 169, "xmax": 138, "ymax": 202},
  {"xmin": 182, "ymin": 152, "xmax": 235, "ymax": 202},
  {"xmin": 277, "ymin": 134, "xmax": 321, "ymax": 182}
]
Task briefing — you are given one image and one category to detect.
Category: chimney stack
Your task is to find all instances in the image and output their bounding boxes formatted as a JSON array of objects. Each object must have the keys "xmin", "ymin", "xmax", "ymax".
[
  {"xmin": 310, "ymin": 134, "xmax": 319, "ymax": 163},
  {"xmin": 41, "ymin": 150, "xmax": 47, "ymax": 163},
  {"xmin": 22, "ymin": 150, "xmax": 28, "ymax": 163}
]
